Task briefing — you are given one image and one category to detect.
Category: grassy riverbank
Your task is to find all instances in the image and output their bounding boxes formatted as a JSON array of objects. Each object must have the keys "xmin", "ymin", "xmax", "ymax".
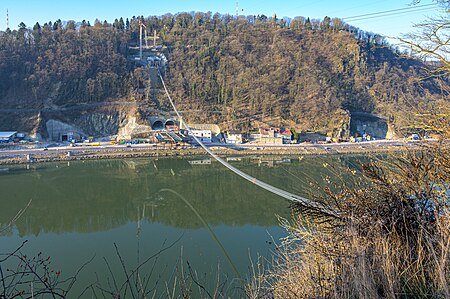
[{"xmin": 247, "ymin": 141, "xmax": 450, "ymax": 298}]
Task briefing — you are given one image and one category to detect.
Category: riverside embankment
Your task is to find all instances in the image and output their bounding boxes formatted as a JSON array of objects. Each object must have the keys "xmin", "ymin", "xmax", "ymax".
[{"xmin": 0, "ymin": 140, "xmax": 420, "ymax": 165}]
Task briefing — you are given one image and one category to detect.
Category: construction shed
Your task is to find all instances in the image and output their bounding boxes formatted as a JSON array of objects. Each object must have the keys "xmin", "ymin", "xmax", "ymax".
[{"xmin": 0, "ymin": 132, "xmax": 17, "ymax": 143}]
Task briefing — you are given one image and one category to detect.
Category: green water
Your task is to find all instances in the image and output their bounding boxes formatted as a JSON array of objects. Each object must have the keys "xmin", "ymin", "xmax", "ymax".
[{"xmin": 0, "ymin": 155, "xmax": 365, "ymax": 297}]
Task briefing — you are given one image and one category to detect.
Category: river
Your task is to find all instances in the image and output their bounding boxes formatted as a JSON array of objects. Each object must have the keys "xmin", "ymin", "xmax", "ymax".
[{"xmin": 0, "ymin": 155, "xmax": 366, "ymax": 297}]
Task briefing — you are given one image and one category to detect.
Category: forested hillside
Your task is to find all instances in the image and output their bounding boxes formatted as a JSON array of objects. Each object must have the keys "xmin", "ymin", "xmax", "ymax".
[{"xmin": 0, "ymin": 12, "xmax": 443, "ymax": 135}]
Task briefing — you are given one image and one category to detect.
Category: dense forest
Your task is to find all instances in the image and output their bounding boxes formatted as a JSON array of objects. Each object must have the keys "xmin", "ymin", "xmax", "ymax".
[{"xmin": 0, "ymin": 12, "xmax": 444, "ymax": 134}]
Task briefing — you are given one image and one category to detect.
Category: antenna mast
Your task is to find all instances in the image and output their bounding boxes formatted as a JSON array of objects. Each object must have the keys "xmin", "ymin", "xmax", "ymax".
[
  {"xmin": 6, "ymin": 9, "xmax": 9, "ymax": 30},
  {"xmin": 236, "ymin": 1, "xmax": 239, "ymax": 19}
]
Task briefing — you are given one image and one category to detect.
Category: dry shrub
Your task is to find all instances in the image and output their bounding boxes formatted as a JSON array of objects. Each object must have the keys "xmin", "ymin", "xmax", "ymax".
[
  {"xmin": 270, "ymin": 213, "xmax": 449, "ymax": 298},
  {"xmin": 250, "ymin": 138, "xmax": 450, "ymax": 298}
]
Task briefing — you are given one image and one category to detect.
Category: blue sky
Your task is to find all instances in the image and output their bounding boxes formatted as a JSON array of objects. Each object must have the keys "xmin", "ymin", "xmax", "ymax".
[{"xmin": 0, "ymin": 0, "xmax": 445, "ymax": 42}]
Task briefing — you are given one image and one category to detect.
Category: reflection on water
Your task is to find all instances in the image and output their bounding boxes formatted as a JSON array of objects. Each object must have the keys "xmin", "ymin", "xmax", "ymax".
[{"xmin": 0, "ymin": 155, "xmax": 367, "ymax": 296}]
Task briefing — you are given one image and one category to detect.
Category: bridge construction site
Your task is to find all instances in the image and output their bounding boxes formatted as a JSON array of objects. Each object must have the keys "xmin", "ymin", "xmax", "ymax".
[{"xmin": 124, "ymin": 19, "xmax": 184, "ymax": 145}]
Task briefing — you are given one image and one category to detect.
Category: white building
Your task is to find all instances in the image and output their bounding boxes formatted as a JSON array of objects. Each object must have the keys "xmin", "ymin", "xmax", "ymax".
[
  {"xmin": 188, "ymin": 129, "xmax": 212, "ymax": 144},
  {"xmin": 225, "ymin": 130, "xmax": 243, "ymax": 144},
  {"xmin": 188, "ymin": 158, "xmax": 212, "ymax": 165},
  {"xmin": 247, "ymin": 133, "xmax": 261, "ymax": 143}
]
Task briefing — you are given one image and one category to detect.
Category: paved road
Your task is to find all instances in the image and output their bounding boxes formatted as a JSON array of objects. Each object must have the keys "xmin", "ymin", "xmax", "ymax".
[
  {"xmin": 0, "ymin": 143, "xmax": 180, "ymax": 157},
  {"xmin": 0, "ymin": 139, "xmax": 419, "ymax": 157}
]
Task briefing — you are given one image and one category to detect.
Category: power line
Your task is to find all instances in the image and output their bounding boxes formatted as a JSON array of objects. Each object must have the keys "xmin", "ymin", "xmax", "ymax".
[
  {"xmin": 343, "ymin": 3, "xmax": 437, "ymax": 20},
  {"xmin": 345, "ymin": 6, "xmax": 439, "ymax": 23},
  {"xmin": 330, "ymin": 0, "xmax": 391, "ymax": 17}
]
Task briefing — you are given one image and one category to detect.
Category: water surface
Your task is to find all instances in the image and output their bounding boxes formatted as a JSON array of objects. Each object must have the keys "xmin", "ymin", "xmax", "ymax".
[{"xmin": 0, "ymin": 155, "xmax": 364, "ymax": 296}]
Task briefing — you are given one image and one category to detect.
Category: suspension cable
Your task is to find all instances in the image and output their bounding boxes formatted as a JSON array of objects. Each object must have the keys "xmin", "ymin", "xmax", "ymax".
[{"xmin": 158, "ymin": 71, "xmax": 339, "ymax": 218}]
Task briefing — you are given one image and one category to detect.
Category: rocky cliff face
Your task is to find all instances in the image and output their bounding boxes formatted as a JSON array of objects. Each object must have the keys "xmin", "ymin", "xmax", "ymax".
[
  {"xmin": 42, "ymin": 105, "xmax": 130, "ymax": 140},
  {"xmin": 75, "ymin": 112, "xmax": 127, "ymax": 137},
  {"xmin": 350, "ymin": 112, "xmax": 389, "ymax": 139},
  {"xmin": 0, "ymin": 102, "xmax": 157, "ymax": 141}
]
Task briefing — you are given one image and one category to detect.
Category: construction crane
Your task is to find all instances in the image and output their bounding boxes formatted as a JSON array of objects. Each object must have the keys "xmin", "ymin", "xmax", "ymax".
[
  {"xmin": 139, "ymin": 20, "xmax": 149, "ymax": 60},
  {"xmin": 137, "ymin": 20, "xmax": 160, "ymax": 60},
  {"xmin": 152, "ymin": 30, "xmax": 159, "ymax": 47}
]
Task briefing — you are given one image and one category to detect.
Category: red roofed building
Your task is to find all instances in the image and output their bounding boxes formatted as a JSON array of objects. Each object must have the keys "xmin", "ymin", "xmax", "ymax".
[{"xmin": 280, "ymin": 129, "xmax": 293, "ymax": 144}]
